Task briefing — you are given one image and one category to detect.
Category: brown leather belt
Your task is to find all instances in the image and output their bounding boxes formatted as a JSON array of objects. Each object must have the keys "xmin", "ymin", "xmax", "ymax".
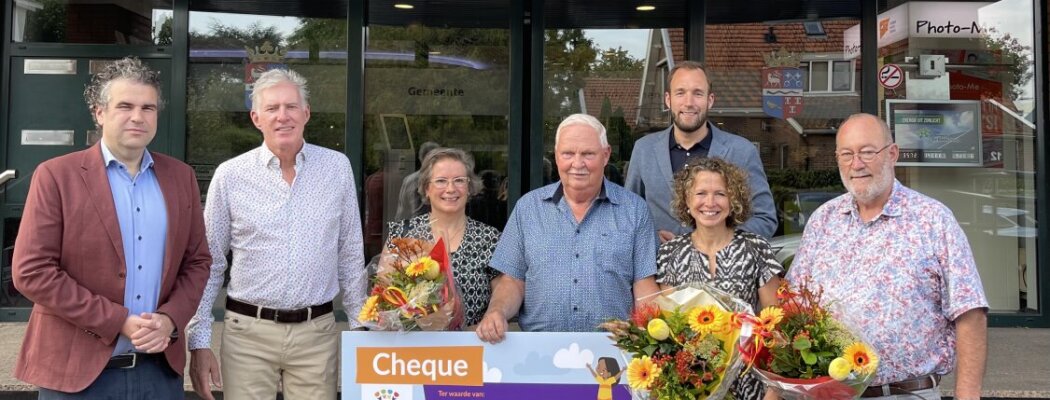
[
  {"xmin": 861, "ymin": 374, "xmax": 940, "ymax": 397},
  {"xmin": 106, "ymin": 353, "xmax": 163, "ymax": 369},
  {"xmin": 225, "ymin": 297, "xmax": 333, "ymax": 323}
]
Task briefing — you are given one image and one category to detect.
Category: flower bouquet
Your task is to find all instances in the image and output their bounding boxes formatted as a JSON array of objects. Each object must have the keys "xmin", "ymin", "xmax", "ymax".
[
  {"xmin": 740, "ymin": 280, "xmax": 879, "ymax": 400},
  {"xmin": 601, "ymin": 283, "xmax": 754, "ymax": 400},
  {"xmin": 358, "ymin": 237, "xmax": 464, "ymax": 331}
]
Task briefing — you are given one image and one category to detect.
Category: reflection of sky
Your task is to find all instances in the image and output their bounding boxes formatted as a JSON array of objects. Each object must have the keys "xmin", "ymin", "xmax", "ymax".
[
  {"xmin": 179, "ymin": 12, "xmax": 652, "ymax": 64},
  {"xmin": 979, "ymin": 0, "xmax": 1032, "ymax": 47},
  {"xmin": 188, "ymin": 12, "xmax": 301, "ymax": 36},
  {"xmin": 181, "ymin": 13, "xmax": 651, "ymax": 62},
  {"xmin": 586, "ymin": 29, "xmax": 649, "ymax": 59},
  {"xmin": 979, "ymin": 0, "xmax": 1035, "ymax": 104}
]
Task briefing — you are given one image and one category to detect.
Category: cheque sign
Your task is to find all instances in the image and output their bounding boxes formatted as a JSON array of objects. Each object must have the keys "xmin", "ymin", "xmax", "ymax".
[{"xmin": 343, "ymin": 331, "xmax": 633, "ymax": 400}]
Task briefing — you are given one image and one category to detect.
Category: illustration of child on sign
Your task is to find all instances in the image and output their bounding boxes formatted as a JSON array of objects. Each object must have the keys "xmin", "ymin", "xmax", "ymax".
[{"xmin": 586, "ymin": 357, "xmax": 624, "ymax": 400}]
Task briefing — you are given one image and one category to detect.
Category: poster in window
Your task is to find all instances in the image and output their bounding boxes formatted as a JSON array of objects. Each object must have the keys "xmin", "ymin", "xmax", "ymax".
[{"xmin": 886, "ymin": 100, "xmax": 981, "ymax": 167}]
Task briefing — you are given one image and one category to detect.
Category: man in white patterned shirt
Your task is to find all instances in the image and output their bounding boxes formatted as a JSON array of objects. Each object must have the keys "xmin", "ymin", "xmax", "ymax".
[{"xmin": 185, "ymin": 69, "xmax": 367, "ymax": 400}]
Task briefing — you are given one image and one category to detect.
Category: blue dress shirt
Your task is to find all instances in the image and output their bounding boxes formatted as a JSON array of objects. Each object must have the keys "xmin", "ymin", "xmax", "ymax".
[
  {"xmin": 490, "ymin": 180, "xmax": 657, "ymax": 332},
  {"xmin": 100, "ymin": 143, "xmax": 168, "ymax": 355}
]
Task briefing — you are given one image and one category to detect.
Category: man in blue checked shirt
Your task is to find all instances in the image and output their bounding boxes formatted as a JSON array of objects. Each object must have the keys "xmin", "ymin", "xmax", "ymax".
[{"xmin": 476, "ymin": 114, "xmax": 660, "ymax": 343}]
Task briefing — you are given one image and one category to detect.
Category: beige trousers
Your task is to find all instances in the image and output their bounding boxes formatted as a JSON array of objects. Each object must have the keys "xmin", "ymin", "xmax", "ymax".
[{"xmin": 221, "ymin": 310, "xmax": 339, "ymax": 400}]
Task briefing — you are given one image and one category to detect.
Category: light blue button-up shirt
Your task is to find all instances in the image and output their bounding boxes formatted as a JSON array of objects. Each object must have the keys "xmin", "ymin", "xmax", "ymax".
[
  {"xmin": 490, "ymin": 180, "xmax": 657, "ymax": 332},
  {"xmin": 101, "ymin": 143, "xmax": 168, "ymax": 355}
]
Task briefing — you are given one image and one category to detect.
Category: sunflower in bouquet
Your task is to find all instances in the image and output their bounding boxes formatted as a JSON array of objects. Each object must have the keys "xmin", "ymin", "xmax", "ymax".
[
  {"xmin": 601, "ymin": 283, "xmax": 752, "ymax": 400},
  {"xmin": 741, "ymin": 280, "xmax": 879, "ymax": 400},
  {"xmin": 358, "ymin": 237, "xmax": 464, "ymax": 331}
]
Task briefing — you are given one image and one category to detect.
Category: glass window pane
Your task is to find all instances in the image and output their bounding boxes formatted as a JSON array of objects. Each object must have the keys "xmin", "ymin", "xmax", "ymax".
[
  {"xmin": 810, "ymin": 61, "xmax": 829, "ymax": 91},
  {"xmin": 11, "ymin": 0, "xmax": 172, "ymax": 44},
  {"xmin": 704, "ymin": 18, "xmax": 862, "ymax": 245},
  {"xmin": 800, "ymin": 62, "xmax": 811, "ymax": 91},
  {"xmin": 832, "ymin": 61, "xmax": 852, "ymax": 91},
  {"xmin": 186, "ymin": 12, "xmax": 347, "ymax": 167},
  {"xmin": 879, "ymin": 0, "xmax": 1038, "ymax": 313},
  {"xmin": 364, "ymin": 20, "xmax": 511, "ymax": 260},
  {"xmin": 544, "ymin": 28, "xmax": 654, "ymax": 188},
  {"xmin": 183, "ymin": 9, "xmax": 348, "ymax": 313}
]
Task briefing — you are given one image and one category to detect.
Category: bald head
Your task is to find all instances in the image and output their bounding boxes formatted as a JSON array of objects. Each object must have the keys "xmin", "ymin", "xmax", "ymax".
[{"xmin": 837, "ymin": 113, "xmax": 893, "ymax": 145}]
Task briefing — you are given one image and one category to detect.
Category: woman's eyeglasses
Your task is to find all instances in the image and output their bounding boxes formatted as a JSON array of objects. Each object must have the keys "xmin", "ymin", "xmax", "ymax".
[{"xmin": 431, "ymin": 177, "xmax": 470, "ymax": 189}]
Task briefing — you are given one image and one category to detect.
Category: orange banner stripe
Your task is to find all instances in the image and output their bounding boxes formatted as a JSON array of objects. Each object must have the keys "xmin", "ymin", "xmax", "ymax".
[{"xmin": 356, "ymin": 346, "xmax": 484, "ymax": 386}]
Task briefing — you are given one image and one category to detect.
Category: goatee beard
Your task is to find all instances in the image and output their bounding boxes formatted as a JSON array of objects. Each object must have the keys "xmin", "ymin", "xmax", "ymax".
[{"xmin": 672, "ymin": 112, "xmax": 706, "ymax": 133}]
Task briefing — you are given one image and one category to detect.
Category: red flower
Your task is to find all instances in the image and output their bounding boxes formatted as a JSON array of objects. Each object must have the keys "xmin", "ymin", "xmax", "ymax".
[{"xmin": 631, "ymin": 303, "xmax": 661, "ymax": 327}]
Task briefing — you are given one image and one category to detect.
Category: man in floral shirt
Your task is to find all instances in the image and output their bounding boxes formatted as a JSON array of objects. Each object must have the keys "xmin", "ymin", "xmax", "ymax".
[{"xmin": 787, "ymin": 113, "xmax": 988, "ymax": 400}]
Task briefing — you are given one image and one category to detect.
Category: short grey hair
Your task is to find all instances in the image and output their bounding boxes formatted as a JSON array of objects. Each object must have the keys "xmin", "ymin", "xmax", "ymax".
[
  {"xmin": 555, "ymin": 113, "xmax": 609, "ymax": 148},
  {"xmin": 251, "ymin": 68, "xmax": 310, "ymax": 111},
  {"xmin": 84, "ymin": 56, "xmax": 163, "ymax": 123},
  {"xmin": 417, "ymin": 147, "xmax": 483, "ymax": 202}
]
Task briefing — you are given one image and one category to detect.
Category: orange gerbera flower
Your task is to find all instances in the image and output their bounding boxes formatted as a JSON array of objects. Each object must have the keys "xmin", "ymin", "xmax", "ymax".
[
  {"xmin": 405, "ymin": 256, "xmax": 438, "ymax": 277},
  {"xmin": 843, "ymin": 342, "xmax": 879, "ymax": 374},
  {"xmin": 626, "ymin": 356, "xmax": 661, "ymax": 390},
  {"xmin": 757, "ymin": 306, "xmax": 784, "ymax": 331},
  {"xmin": 688, "ymin": 305, "xmax": 727, "ymax": 336},
  {"xmin": 358, "ymin": 295, "xmax": 380, "ymax": 322}
]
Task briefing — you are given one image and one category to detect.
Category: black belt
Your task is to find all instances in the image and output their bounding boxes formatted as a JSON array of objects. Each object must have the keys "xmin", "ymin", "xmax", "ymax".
[
  {"xmin": 106, "ymin": 353, "xmax": 163, "ymax": 369},
  {"xmin": 225, "ymin": 297, "xmax": 333, "ymax": 323},
  {"xmin": 861, "ymin": 374, "xmax": 940, "ymax": 397}
]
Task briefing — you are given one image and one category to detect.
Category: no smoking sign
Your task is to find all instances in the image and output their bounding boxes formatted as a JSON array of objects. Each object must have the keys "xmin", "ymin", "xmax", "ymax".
[{"xmin": 879, "ymin": 64, "xmax": 904, "ymax": 89}]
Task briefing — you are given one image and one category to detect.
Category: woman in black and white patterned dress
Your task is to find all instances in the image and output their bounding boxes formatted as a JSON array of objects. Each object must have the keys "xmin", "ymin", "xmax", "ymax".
[
  {"xmin": 383, "ymin": 148, "xmax": 501, "ymax": 327},
  {"xmin": 655, "ymin": 157, "xmax": 783, "ymax": 400}
]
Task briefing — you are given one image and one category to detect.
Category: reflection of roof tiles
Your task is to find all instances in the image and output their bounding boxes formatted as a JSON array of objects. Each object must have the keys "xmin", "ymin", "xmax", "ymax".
[
  {"xmin": 705, "ymin": 21, "xmax": 859, "ymax": 69},
  {"xmin": 700, "ymin": 21, "xmax": 862, "ymax": 127},
  {"xmin": 583, "ymin": 77, "xmax": 642, "ymax": 129},
  {"xmin": 703, "ymin": 21, "xmax": 860, "ymax": 107},
  {"xmin": 642, "ymin": 22, "xmax": 863, "ymax": 131}
]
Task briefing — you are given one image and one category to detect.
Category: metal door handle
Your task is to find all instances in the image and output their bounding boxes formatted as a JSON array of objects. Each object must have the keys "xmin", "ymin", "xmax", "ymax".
[{"xmin": 0, "ymin": 170, "xmax": 16, "ymax": 185}]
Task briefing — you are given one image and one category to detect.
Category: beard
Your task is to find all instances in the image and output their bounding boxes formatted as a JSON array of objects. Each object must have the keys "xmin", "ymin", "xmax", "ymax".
[
  {"xmin": 842, "ymin": 160, "xmax": 895, "ymax": 205},
  {"xmin": 671, "ymin": 108, "xmax": 707, "ymax": 133}
]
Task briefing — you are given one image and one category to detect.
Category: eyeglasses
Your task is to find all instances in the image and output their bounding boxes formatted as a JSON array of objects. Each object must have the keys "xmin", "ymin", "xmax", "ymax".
[
  {"xmin": 836, "ymin": 144, "xmax": 892, "ymax": 164},
  {"xmin": 431, "ymin": 177, "xmax": 470, "ymax": 189}
]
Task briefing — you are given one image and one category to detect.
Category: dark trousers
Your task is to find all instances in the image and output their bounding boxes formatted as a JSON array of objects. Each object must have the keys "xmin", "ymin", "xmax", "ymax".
[{"xmin": 37, "ymin": 355, "xmax": 183, "ymax": 400}]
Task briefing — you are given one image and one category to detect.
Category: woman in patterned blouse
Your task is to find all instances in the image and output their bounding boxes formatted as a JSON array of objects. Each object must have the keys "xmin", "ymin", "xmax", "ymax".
[
  {"xmin": 383, "ymin": 148, "xmax": 501, "ymax": 328},
  {"xmin": 655, "ymin": 157, "xmax": 783, "ymax": 400}
]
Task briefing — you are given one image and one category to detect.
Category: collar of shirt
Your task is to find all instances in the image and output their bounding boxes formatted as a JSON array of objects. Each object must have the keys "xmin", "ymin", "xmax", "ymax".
[
  {"xmin": 100, "ymin": 141, "xmax": 155, "ymax": 171},
  {"xmin": 544, "ymin": 180, "xmax": 619, "ymax": 205},
  {"xmin": 836, "ymin": 179, "xmax": 905, "ymax": 219},
  {"xmin": 255, "ymin": 142, "xmax": 308, "ymax": 169},
  {"xmin": 668, "ymin": 124, "xmax": 713, "ymax": 152}
]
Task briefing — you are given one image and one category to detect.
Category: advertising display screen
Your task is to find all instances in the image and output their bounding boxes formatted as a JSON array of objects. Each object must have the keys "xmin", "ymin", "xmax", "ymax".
[{"xmin": 886, "ymin": 100, "xmax": 982, "ymax": 166}]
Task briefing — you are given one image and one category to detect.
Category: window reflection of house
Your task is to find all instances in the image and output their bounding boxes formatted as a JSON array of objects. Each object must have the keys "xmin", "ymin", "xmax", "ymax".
[
  {"xmin": 636, "ymin": 21, "xmax": 861, "ymax": 172},
  {"xmin": 14, "ymin": 0, "xmax": 167, "ymax": 45}
]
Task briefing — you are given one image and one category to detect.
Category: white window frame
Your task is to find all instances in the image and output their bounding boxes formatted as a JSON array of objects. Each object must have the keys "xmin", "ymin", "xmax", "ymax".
[
  {"xmin": 658, "ymin": 59, "xmax": 669, "ymax": 112},
  {"xmin": 801, "ymin": 54, "xmax": 856, "ymax": 94}
]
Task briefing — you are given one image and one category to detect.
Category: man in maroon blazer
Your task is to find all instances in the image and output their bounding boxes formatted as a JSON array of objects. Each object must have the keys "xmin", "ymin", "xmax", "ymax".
[{"xmin": 12, "ymin": 56, "xmax": 211, "ymax": 398}]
